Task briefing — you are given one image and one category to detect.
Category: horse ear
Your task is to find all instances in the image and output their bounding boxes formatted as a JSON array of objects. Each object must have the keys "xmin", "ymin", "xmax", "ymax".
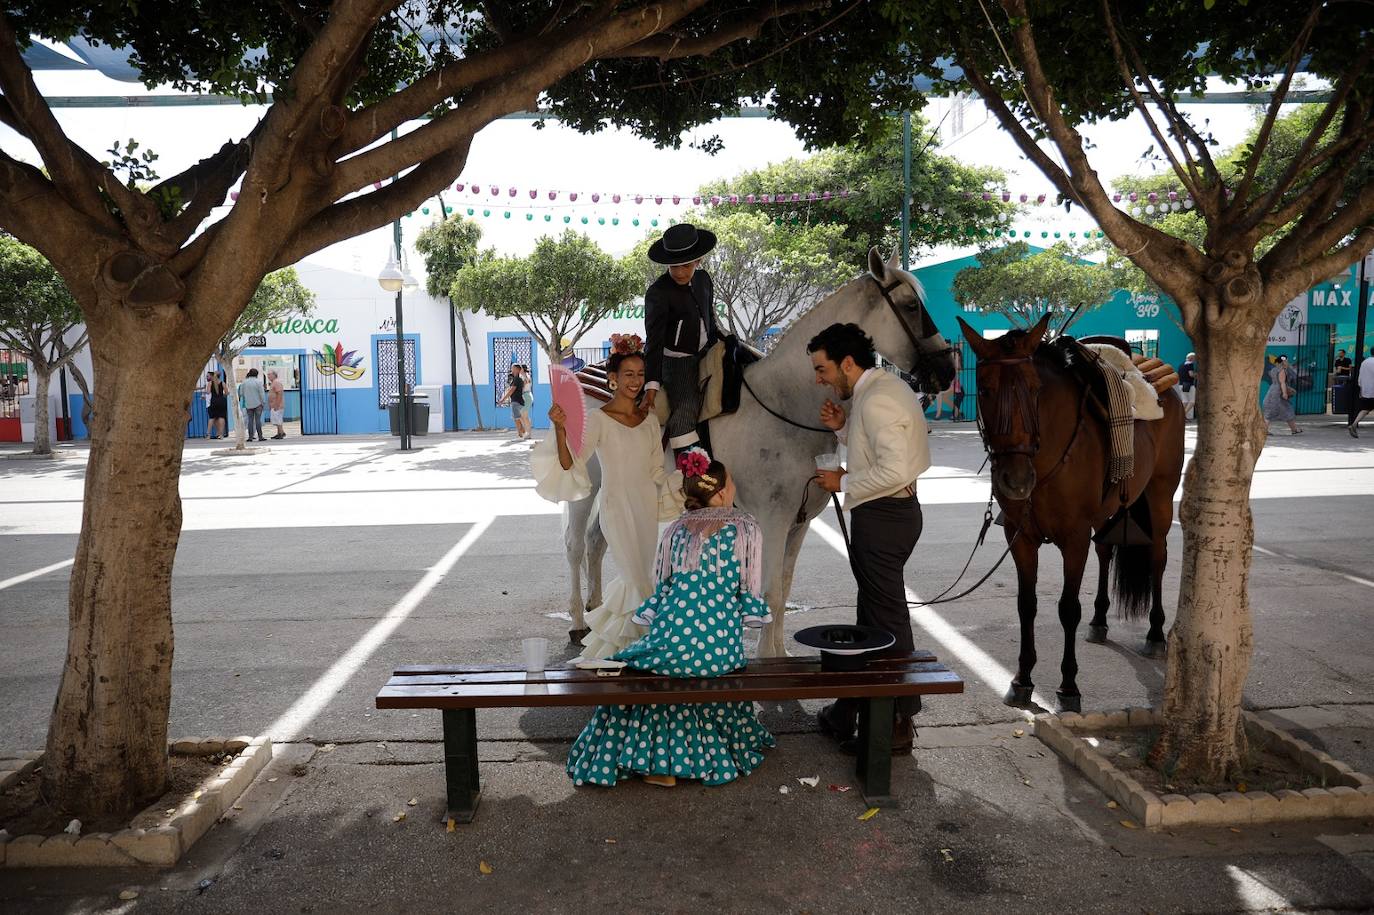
[
  {"xmin": 1026, "ymin": 312, "xmax": 1053, "ymax": 348},
  {"xmin": 957, "ymin": 317, "xmax": 995, "ymax": 360},
  {"xmin": 868, "ymin": 246, "xmax": 886, "ymax": 281}
]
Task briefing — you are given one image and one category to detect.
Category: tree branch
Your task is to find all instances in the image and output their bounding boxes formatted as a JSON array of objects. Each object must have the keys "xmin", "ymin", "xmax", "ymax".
[
  {"xmin": 479, "ymin": 1, "xmax": 514, "ymax": 43},
  {"xmin": 156, "ymin": 127, "xmax": 262, "ymax": 248},
  {"xmin": 0, "ymin": 14, "xmax": 141, "ymax": 233},
  {"xmin": 271, "ymin": 139, "xmax": 473, "ymax": 269},
  {"xmin": 1244, "ymin": 41, "xmax": 1374, "ymax": 229},
  {"xmin": 1264, "ymin": 226, "xmax": 1374, "ymax": 309},
  {"xmin": 615, "ymin": 0, "xmax": 829, "ymax": 59},
  {"xmin": 1101, "ymin": 0, "xmax": 1202, "ymax": 201}
]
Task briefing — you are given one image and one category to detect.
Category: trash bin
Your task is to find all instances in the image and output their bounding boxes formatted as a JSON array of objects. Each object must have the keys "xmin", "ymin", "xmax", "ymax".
[
  {"xmin": 1333, "ymin": 381, "xmax": 1353, "ymax": 416},
  {"xmin": 388, "ymin": 397, "xmax": 430, "ymax": 436}
]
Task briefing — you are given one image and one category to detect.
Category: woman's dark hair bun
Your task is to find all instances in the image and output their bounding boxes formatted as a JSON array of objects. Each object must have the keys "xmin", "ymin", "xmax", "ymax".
[
  {"xmin": 682, "ymin": 460, "xmax": 728, "ymax": 511},
  {"xmin": 606, "ymin": 351, "xmax": 645, "ymax": 375}
]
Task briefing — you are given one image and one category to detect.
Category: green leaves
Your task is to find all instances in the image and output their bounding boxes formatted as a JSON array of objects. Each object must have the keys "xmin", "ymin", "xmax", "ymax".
[
  {"xmin": 952, "ymin": 241, "xmax": 1116, "ymax": 328},
  {"xmin": 224, "ymin": 268, "xmax": 315, "ymax": 356},
  {"xmin": 414, "ymin": 214, "xmax": 483, "ymax": 301},
  {"xmin": 0, "ymin": 235, "xmax": 83, "ymax": 357}
]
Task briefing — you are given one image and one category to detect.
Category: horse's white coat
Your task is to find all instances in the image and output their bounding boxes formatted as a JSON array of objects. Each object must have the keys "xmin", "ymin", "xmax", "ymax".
[{"xmin": 560, "ymin": 249, "xmax": 954, "ymax": 657}]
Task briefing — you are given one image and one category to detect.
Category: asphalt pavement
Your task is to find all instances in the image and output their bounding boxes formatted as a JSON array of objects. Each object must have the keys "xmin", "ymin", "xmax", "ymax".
[{"xmin": 2, "ymin": 424, "xmax": 1374, "ymax": 913}]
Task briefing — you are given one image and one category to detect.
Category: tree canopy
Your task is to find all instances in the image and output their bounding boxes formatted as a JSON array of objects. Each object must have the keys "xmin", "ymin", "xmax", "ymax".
[
  {"xmin": 452, "ymin": 230, "xmax": 639, "ymax": 359},
  {"xmin": 221, "ymin": 268, "xmax": 315, "ymax": 359},
  {"xmin": 951, "ymin": 241, "xmax": 1117, "ymax": 329},
  {"xmin": 414, "ymin": 212, "xmax": 483, "ymax": 302},
  {"xmin": 698, "ymin": 114, "xmax": 1014, "ymax": 256}
]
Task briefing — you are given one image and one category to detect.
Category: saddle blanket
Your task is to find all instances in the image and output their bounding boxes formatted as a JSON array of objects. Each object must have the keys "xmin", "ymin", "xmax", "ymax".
[{"xmin": 1085, "ymin": 343, "xmax": 1165, "ymax": 421}]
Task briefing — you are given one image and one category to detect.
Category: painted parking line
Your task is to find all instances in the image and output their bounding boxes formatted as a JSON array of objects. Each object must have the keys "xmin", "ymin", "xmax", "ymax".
[
  {"xmin": 809, "ymin": 518, "xmax": 1051, "ymax": 713},
  {"xmin": 0, "ymin": 558, "xmax": 74, "ymax": 592},
  {"xmin": 265, "ymin": 518, "xmax": 494, "ymax": 742},
  {"xmin": 1172, "ymin": 519, "xmax": 1374, "ymax": 590},
  {"xmin": 1224, "ymin": 865, "xmax": 1293, "ymax": 911}
]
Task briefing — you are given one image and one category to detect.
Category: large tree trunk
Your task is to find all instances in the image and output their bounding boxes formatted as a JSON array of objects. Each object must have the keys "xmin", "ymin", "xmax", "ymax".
[
  {"xmin": 44, "ymin": 351, "xmax": 196, "ymax": 818},
  {"xmin": 457, "ymin": 309, "xmax": 484, "ymax": 429},
  {"xmin": 1151, "ymin": 321, "xmax": 1265, "ymax": 782},
  {"xmin": 31, "ymin": 365, "xmax": 52, "ymax": 455}
]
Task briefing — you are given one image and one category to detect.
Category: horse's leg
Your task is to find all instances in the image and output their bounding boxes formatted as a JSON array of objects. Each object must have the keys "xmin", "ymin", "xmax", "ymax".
[
  {"xmin": 1004, "ymin": 535, "xmax": 1041, "ymax": 708},
  {"xmin": 585, "ymin": 501, "xmax": 607, "ymax": 617},
  {"xmin": 1056, "ymin": 534, "xmax": 1091, "ymax": 713},
  {"xmin": 758, "ymin": 519, "xmax": 804, "ymax": 658},
  {"xmin": 1086, "ymin": 541, "xmax": 1112, "ymax": 644},
  {"xmin": 1140, "ymin": 483, "xmax": 1173, "ymax": 659}
]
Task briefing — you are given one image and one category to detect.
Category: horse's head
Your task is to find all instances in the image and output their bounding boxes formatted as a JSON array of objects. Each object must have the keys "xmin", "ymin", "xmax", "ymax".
[
  {"xmin": 865, "ymin": 248, "xmax": 957, "ymax": 394},
  {"xmin": 958, "ymin": 313, "xmax": 1052, "ymax": 503}
]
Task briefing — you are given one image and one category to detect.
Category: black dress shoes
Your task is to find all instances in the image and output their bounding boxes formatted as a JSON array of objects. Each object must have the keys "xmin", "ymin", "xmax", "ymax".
[
  {"xmin": 817, "ymin": 702, "xmax": 855, "ymax": 742},
  {"xmin": 838, "ymin": 714, "xmax": 916, "ymax": 757}
]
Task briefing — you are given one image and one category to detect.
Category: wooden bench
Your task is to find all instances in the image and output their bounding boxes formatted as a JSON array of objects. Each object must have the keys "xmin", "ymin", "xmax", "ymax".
[{"xmin": 375, "ymin": 652, "xmax": 963, "ymax": 823}]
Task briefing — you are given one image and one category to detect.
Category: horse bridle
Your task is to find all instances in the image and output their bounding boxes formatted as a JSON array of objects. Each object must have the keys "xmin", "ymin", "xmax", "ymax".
[
  {"xmin": 974, "ymin": 350, "xmax": 1091, "ymax": 489},
  {"xmin": 869, "ymin": 276, "xmax": 954, "ymax": 386}
]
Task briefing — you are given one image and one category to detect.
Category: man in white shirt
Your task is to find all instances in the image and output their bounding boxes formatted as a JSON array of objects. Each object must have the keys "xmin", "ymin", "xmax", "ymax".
[
  {"xmin": 808, "ymin": 322, "xmax": 931, "ymax": 755},
  {"xmin": 1350, "ymin": 346, "xmax": 1374, "ymax": 438}
]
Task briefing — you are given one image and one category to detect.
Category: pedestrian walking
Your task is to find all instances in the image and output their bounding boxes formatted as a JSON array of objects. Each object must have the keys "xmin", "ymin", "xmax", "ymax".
[
  {"xmin": 239, "ymin": 368, "xmax": 267, "ymax": 442},
  {"xmin": 808, "ymin": 322, "xmax": 931, "ymax": 755},
  {"xmin": 1178, "ymin": 352, "xmax": 1198, "ymax": 421},
  {"xmin": 1263, "ymin": 355, "xmax": 1302, "ymax": 436},
  {"xmin": 1349, "ymin": 346, "xmax": 1374, "ymax": 438},
  {"xmin": 498, "ymin": 364, "xmax": 530, "ymax": 439},
  {"xmin": 207, "ymin": 375, "xmax": 228, "ymax": 440},
  {"xmin": 267, "ymin": 370, "xmax": 286, "ymax": 440}
]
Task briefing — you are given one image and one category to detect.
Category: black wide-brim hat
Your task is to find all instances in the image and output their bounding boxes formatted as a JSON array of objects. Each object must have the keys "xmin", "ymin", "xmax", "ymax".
[
  {"xmin": 794, "ymin": 624, "xmax": 895, "ymax": 671},
  {"xmin": 647, "ymin": 222, "xmax": 717, "ymax": 266}
]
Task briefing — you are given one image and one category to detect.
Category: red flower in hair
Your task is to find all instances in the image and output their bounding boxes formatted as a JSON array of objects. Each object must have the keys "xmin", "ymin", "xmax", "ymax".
[
  {"xmin": 676, "ymin": 448, "xmax": 710, "ymax": 478},
  {"xmin": 610, "ymin": 333, "xmax": 644, "ymax": 356}
]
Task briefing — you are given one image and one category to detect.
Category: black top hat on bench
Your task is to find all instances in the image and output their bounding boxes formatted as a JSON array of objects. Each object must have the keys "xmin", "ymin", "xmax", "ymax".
[{"xmin": 794, "ymin": 624, "xmax": 895, "ymax": 672}]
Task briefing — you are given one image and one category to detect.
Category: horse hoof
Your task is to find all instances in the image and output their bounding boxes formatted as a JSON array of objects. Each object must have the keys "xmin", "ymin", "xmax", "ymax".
[
  {"xmin": 1056, "ymin": 692, "xmax": 1082, "ymax": 714},
  {"xmin": 568, "ymin": 628, "xmax": 591, "ymax": 645},
  {"xmin": 1085, "ymin": 625, "xmax": 1109, "ymax": 644},
  {"xmin": 1140, "ymin": 640, "xmax": 1167, "ymax": 659},
  {"xmin": 1003, "ymin": 684, "xmax": 1035, "ymax": 708}
]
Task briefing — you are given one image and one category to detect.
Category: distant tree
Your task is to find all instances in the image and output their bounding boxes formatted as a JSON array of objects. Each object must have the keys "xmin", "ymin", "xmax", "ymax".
[
  {"xmin": 213, "ymin": 269, "xmax": 314, "ymax": 450},
  {"xmin": 452, "ymin": 231, "xmax": 640, "ymax": 364},
  {"xmin": 0, "ymin": 235, "xmax": 87, "ymax": 454},
  {"xmin": 414, "ymin": 210, "xmax": 484, "ymax": 428},
  {"xmin": 698, "ymin": 114, "xmax": 1015, "ymax": 257},
  {"xmin": 951, "ymin": 241, "xmax": 1117, "ymax": 330}
]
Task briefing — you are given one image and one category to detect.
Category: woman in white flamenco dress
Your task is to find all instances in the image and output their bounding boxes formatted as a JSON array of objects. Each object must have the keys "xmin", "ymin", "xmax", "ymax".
[{"xmin": 532, "ymin": 350, "xmax": 683, "ymax": 659}]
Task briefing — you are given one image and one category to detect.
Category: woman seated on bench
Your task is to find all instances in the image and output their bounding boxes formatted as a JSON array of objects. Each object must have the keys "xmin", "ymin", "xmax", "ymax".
[{"xmin": 566, "ymin": 457, "xmax": 775, "ymax": 788}]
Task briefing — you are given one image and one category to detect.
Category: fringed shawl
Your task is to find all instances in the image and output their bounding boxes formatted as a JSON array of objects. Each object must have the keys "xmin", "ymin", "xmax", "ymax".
[{"xmin": 654, "ymin": 508, "xmax": 764, "ymax": 602}]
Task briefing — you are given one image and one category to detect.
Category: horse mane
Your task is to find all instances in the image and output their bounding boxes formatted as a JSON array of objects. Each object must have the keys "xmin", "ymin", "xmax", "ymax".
[{"xmin": 765, "ymin": 264, "xmax": 927, "ymax": 355}]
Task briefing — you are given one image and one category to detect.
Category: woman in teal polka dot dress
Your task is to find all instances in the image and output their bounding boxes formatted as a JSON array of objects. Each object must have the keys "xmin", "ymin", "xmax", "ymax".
[{"xmin": 566, "ymin": 458, "xmax": 775, "ymax": 788}]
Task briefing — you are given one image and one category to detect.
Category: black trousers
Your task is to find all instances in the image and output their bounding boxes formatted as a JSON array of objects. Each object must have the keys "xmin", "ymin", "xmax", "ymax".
[{"xmin": 831, "ymin": 492, "xmax": 924, "ymax": 727}]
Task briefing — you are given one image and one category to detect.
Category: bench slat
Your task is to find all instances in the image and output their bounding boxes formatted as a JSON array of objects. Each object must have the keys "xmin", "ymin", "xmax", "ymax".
[
  {"xmin": 376, "ymin": 669, "xmax": 964, "ymax": 709},
  {"xmin": 388, "ymin": 660, "xmax": 951, "ymax": 689},
  {"xmin": 391, "ymin": 651, "xmax": 937, "ymax": 677}
]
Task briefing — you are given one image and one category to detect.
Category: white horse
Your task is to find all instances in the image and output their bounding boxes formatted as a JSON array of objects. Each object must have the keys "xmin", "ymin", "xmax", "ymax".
[{"xmin": 561, "ymin": 248, "xmax": 957, "ymax": 657}]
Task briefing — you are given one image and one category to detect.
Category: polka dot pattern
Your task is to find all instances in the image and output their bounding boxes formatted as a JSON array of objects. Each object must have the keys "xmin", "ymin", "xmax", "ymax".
[{"xmin": 566, "ymin": 527, "xmax": 775, "ymax": 787}]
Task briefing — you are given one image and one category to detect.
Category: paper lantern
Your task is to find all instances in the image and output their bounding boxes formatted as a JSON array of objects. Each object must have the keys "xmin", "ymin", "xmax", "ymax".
[
  {"xmin": 471, "ymin": 185, "xmax": 481, "ymax": 195},
  {"xmin": 655, "ymin": 196, "xmax": 663, "ymax": 205},
  {"xmin": 489, "ymin": 185, "xmax": 498, "ymax": 195},
  {"xmin": 1053, "ymin": 231, "xmax": 1060, "ymax": 238},
  {"xmin": 672, "ymin": 195, "xmax": 680, "ymax": 205},
  {"xmin": 1184, "ymin": 198, "xmax": 1194, "ymax": 209},
  {"xmin": 454, "ymin": 183, "xmax": 465, "ymax": 192},
  {"xmin": 1036, "ymin": 194, "xmax": 1045, "ymax": 204},
  {"xmin": 982, "ymin": 192, "xmax": 991, "ymax": 201},
  {"xmin": 569, "ymin": 192, "xmax": 578, "ymax": 201},
  {"xmin": 374, "ymin": 182, "xmax": 383, "ymax": 190},
  {"xmin": 1019, "ymin": 193, "xmax": 1028, "ymax": 203},
  {"xmin": 482, "ymin": 209, "xmax": 490, "ymax": 217},
  {"xmin": 1146, "ymin": 204, "xmax": 1156, "ymax": 214},
  {"xmin": 544, "ymin": 214, "xmax": 552, "ymax": 221},
  {"xmin": 230, "ymin": 191, "xmax": 239, "ymax": 201},
  {"xmin": 633, "ymin": 194, "xmax": 642, "ymax": 204},
  {"xmin": 745, "ymin": 194, "xmax": 756, "ymax": 204},
  {"xmin": 591, "ymin": 193, "xmax": 600, "ymax": 203},
  {"xmin": 612, "ymin": 218, "xmax": 619, "ymax": 225},
  {"xmin": 651, "ymin": 219, "xmax": 658, "ymax": 226},
  {"xmin": 761, "ymin": 194, "xmax": 772, "ymax": 204},
  {"xmin": 729, "ymin": 195, "xmax": 738, "ymax": 204},
  {"xmin": 529, "ymin": 189, "xmax": 537, "ymax": 199},
  {"xmin": 503, "ymin": 211, "xmax": 511, "ymax": 218},
  {"xmin": 1002, "ymin": 191, "xmax": 1011, "ymax": 202},
  {"xmin": 421, "ymin": 207, "xmax": 430, "ymax": 215},
  {"xmin": 632, "ymin": 218, "xmax": 640, "ymax": 226},
  {"xmin": 580, "ymin": 216, "xmax": 588, "ymax": 224},
  {"xmin": 597, "ymin": 217, "xmax": 605, "ymax": 225},
  {"xmin": 549, "ymin": 191, "xmax": 557, "ymax": 200},
  {"xmin": 1147, "ymin": 192, "xmax": 1157, "ymax": 203},
  {"xmin": 466, "ymin": 208, "xmax": 474, "ymax": 215},
  {"xmin": 508, "ymin": 187, "xmax": 516, "ymax": 197},
  {"xmin": 710, "ymin": 196, "xmax": 721, "ymax": 205},
  {"xmin": 563, "ymin": 216, "xmax": 570, "ymax": 223},
  {"xmin": 823, "ymin": 191, "xmax": 831, "ymax": 200},
  {"xmin": 1128, "ymin": 192, "xmax": 1138, "ymax": 202},
  {"xmin": 1168, "ymin": 191, "xmax": 1178, "ymax": 201},
  {"xmin": 526, "ymin": 213, "xmax": 533, "ymax": 221},
  {"xmin": 1130, "ymin": 206, "xmax": 1142, "ymax": 216},
  {"xmin": 610, "ymin": 194, "xmax": 620, "ymax": 204},
  {"xmin": 791, "ymin": 193, "xmax": 800, "ymax": 202}
]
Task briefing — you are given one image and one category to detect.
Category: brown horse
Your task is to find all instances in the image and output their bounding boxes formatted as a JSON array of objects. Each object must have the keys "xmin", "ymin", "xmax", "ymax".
[{"xmin": 958, "ymin": 314, "xmax": 1186, "ymax": 713}]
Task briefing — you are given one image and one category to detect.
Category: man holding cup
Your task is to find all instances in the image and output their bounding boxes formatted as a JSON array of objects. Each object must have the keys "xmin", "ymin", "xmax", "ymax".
[{"xmin": 807, "ymin": 322, "xmax": 931, "ymax": 755}]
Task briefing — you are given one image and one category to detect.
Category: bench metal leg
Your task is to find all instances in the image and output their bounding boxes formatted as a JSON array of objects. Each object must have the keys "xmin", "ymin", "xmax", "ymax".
[
  {"xmin": 856, "ymin": 697, "xmax": 898, "ymax": 808},
  {"xmin": 442, "ymin": 709, "xmax": 481, "ymax": 824}
]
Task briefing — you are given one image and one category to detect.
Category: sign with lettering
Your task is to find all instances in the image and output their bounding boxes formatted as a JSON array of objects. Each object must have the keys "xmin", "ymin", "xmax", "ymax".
[
  {"xmin": 1267, "ymin": 294, "xmax": 1307, "ymax": 346},
  {"xmin": 246, "ymin": 335, "xmax": 268, "ymax": 348},
  {"xmin": 242, "ymin": 317, "xmax": 341, "ymax": 335}
]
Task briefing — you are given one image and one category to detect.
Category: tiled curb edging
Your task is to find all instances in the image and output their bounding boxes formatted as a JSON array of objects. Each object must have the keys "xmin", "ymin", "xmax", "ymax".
[
  {"xmin": 1035, "ymin": 708, "xmax": 1374, "ymax": 829},
  {"xmin": 0, "ymin": 735, "xmax": 273, "ymax": 868}
]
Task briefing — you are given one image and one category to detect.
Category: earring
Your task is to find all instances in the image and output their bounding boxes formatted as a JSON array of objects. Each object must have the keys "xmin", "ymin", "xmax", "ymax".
[{"xmin": 607, "ymin": 378, "xmax": 618, "ymax": 391}]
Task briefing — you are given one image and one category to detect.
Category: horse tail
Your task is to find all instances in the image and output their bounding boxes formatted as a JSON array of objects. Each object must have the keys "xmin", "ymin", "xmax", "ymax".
[{"xmin": 1110, "ymin": 543, "xmax": 1153, "ymax": 621}]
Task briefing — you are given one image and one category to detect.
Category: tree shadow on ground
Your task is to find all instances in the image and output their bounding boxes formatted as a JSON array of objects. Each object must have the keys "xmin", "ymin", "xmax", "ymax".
[{"xmin": 406, "ymin": 442, "xmax": 536, "ymax": 482}]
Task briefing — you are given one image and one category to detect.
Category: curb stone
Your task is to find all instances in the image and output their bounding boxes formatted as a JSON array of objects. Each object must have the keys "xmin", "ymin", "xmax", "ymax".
[
  {"xmin": 1033, "ymin": 709, "xmax": 1374, "ymax": 830},
  {"xmin": 0, "ymin": 735, "xmax": 271, "ymax": 868}
]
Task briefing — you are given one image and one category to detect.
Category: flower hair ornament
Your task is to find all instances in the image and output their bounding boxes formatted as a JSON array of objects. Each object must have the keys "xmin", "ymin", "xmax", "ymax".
[
  {"xmin": 676, "ymin": 446, "xmax": 712, "ymax": 479},
  {"xmin": 609, "ymin": 333, "xmax": 644, "ymax": 356}
]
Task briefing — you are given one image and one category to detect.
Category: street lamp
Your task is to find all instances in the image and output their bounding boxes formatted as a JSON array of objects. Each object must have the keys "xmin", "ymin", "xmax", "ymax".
[{"xmin": 378, "ymin": 243, "xmax": 417, "ymax": 450}]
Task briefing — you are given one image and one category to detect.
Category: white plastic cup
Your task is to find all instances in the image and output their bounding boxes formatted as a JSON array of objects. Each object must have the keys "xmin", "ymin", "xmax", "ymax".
[
  {"xmin": 522, "ymin": 637, "xmax": 549, "ymax": 674},
  {"xmin": 815, "ymin": 452, "xmax": 841, "ymax": 472}
]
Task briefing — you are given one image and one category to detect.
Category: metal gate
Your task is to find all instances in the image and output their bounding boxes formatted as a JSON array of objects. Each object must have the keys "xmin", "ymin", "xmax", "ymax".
[
  {"xmin": 299, "ymin": 352, "xmax": 338, "ymax": 434},
  {"xmin": 1293, "ymin": 323, "xmax": 1331, "ymax": 415},
  {"xmin": 492, "ymin": 336, "xmax": 532, "ymax": 406},
  {"xmin": 376, "ymin": 338, "xmax": 417, "ymax": 409}
]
